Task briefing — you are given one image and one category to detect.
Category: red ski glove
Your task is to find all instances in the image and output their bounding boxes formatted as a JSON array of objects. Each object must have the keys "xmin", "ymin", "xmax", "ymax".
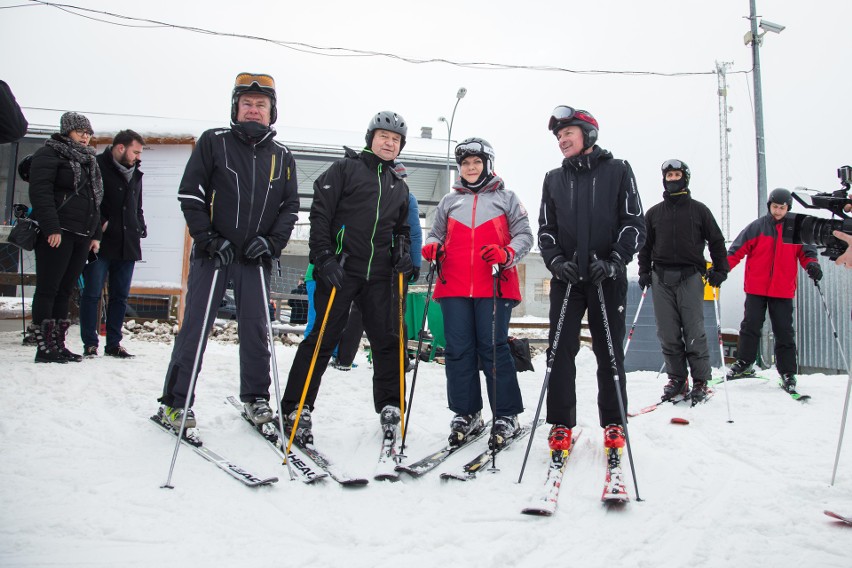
[
  {"xmin": 422, "ymin": 242, "xmax": 445, "ymax": 263},
  {"xmin": 480, "ymin": 244, "xmax": 513, "ymax": 266}
]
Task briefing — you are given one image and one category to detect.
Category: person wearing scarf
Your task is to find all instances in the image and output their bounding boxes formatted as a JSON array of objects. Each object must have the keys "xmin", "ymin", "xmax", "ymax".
[{"xmin": 28, "ymin": 111, "xmax": 103, "ymax": 363}]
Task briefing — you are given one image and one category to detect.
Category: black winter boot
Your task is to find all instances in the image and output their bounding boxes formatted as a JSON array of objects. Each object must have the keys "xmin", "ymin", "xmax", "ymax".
[
  {"xmin": 34, "ymin": 319, "xmax": 67, "ymax": 363},
  {"xmin": 54, "ymin": 319, "xmax": 82, "ymax": 362}
]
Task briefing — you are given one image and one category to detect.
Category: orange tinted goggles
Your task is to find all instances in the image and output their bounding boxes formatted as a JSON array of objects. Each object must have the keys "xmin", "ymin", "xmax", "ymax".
[{"xmin": 234, "ymin": 73, "xmax": 276, "ymax": 90}]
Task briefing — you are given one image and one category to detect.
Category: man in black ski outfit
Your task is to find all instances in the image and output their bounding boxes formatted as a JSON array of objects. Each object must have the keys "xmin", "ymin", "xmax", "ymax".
[
  {"xmin": 637, "ymin": 159, "xmax": 728, "ymax": 404},
  {"xmin": 538, "ymin": 106, "xmax": 645, "ymax": 455},
  {"xmin": 281, "ymin": 111, "xmax": 413, "ymax": 445},
  {"xmin": 156, "ymin": 73, "xmax": 299, "ymax": 431}
]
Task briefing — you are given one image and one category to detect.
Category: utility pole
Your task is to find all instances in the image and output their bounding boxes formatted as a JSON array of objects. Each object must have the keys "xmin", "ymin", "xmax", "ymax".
[{"xmin": 716, "ymin": 61, "xmax": 733, "ymax": 241}]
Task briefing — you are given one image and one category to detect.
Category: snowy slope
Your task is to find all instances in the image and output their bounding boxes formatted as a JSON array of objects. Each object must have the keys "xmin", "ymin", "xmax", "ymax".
[{"xmin": 1, "ymin": 327, "xmax": 851, "ymax": 568}]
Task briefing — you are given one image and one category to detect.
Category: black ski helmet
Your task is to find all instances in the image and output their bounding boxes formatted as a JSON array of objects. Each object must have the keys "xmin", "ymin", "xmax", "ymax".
[
  {"xmin": 767, "ymin": 188, "xmax": 793, "ymax": 211},
  {"xmin": 454, "ymin": 137, "xmax": 495, "ymax": 176},
  {"xmin": 365, "ymin": 111, "xmax": 407, "ymax": 150},
  {"xmin": 661, "ymin": 159, "xmax": 691, "ymax": 186},
  {"xmin": 548, "ymin": 106, "xmax": 599, "ymax": 150},
  {"xmin": 231, "ymin": 72, "xmax": 277, "ymax": 125}
]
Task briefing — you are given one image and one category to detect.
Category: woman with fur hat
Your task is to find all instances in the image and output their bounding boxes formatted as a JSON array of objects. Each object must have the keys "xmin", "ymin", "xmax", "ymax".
[{"xmin": 28, "ymin": 111, "xmax": 103, "ymax": 363}]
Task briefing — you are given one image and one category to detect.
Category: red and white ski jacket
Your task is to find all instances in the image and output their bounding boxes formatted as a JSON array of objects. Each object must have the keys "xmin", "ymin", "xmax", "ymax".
[
  {"xmin": 425, "ymin": 175, "xmax": 533, "ymax": 300},
  {"xmin": 727, "ymin": 214, "xmax": 818, "ymax": 299}
]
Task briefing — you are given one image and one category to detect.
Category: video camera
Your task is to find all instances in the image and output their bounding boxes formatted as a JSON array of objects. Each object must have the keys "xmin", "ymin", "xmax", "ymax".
[{"xmin": 781, "ymin": 166, "xmax": 852, "ymax": 261}]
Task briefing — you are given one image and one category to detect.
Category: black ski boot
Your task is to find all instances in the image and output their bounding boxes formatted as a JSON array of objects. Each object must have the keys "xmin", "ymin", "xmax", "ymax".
[
  {"xmin": 727, "ymin": 359, "xmax": 756, "ymax": 379},
  {"xmin": 689, "ymin": 379, "xmax": 711, "ymax": 405},
  {"xmin": 448, "ymin": 411, "xmax": 484, "ymax": 447},
  {"xmin": 661, "ymin": 375, "xmax": 688, "ymax": 401},
  {"xmin": 55, "ymin": 319, "xmax": 82, "ymax": 362},
  {"xmin": 780, "ymin": 373, "xmax": 797, "ymax": 394},
  {"xmin": 34, "ymin": 319, "xmax": 67, "ymax": 363}
]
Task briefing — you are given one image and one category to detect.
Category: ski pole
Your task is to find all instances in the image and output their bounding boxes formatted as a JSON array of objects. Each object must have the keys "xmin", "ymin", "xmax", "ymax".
[
  {"xmin": 592, "ymin": 254, "xmax": 642, "ymax": 501},
  {"xmin": 400, "ymin": 262, "xmax": 436, "ymax": 456},
  {"xmin": 814, "ymin": 281, "xmax": 852, "ymax": 485},
  {"xmin": 713, "ymin": 287, "xmax": 734, "ymax": 424},
  {"xmin": 488, "ymin": 263, "xmax": 501, "ymax": 472},
  {"xmin": 623, "ymin": 284, "xmax": 647, "ymax": 357},
  {"xmin": 162, "ymin": 267, "xmax": 221, "ymax": 489},
  {"xmin": 287, "ymin": 277, "xmax": 339, "ymax": 455},
  {"xmin": 19, "ymin": 248, "xmax": 25, "ymax": 337},
  {"xmin": 518, "ymin": 278, "xmax": 572, "ymax": 483},
  {"xmin": 397, "ymin": 270, "xmax": 406, "ymax": 457},
  {"xmin": 257, "ymin": 263, "xmax": 294, "ymax": 481}
]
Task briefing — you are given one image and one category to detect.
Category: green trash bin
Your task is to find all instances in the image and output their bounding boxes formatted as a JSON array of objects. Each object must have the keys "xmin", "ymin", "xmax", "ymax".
[{"xmin": 406, "ymin": 291, "xmax": 445, "ymax": 361}]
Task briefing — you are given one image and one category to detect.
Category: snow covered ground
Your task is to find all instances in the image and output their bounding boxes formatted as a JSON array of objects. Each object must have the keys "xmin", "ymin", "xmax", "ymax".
[{"xmin": 1, "ymin": 325, "xmax": 851, "ymax": 567}]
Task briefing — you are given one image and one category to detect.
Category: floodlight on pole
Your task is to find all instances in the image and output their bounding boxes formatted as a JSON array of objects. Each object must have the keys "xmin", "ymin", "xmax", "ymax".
[{"xmin": 438, "ymin": 87, "xmax": 468, "ymax": 189}]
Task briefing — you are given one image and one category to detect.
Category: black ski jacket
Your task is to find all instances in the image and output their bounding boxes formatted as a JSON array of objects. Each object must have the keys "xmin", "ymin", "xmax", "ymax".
[
  {"xmin": 178, "ymin": 126, "xmax": 300, "ymax": 260},
  {"xmin": 29, "ymin": 144, "xmax": 102, "ymax": 238},
  {"xmin": 638, "ymin": 191, "xmax": 729, "ymax": 276},
  {"xmin": 96, "ymin": 148, "xmax": 146, "ymax": 261},
  {"xmin": 309, "ymin": 147, "xmax": 410, "ymax": 280},
  {"xmin": 538, "ymin": 146, "xmax": 645, "ymax": 278}
]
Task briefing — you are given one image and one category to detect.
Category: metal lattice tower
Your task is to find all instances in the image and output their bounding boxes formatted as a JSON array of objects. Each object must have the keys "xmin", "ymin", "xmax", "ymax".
[{"xmin": 716, "ymin": 61, "xmax": 733, "ymax": 241}]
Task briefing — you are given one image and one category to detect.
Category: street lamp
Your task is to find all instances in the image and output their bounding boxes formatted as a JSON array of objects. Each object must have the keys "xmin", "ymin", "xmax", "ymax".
[
  {"xmin": 744, "ymin": 0, "xmax": 784, "ymax": 371},
  {"xmin": 744, "ymin": 0, "xmax": 784, "ymax": 214},
  {"xmin": 438, "ymin": 87, "xmax": 468, "ymax": 189}
]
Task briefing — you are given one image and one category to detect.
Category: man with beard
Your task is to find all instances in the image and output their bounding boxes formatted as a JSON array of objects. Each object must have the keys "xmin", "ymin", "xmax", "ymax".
[{"xmin": 80, "ymin": 130, "xmax": 147, "ymax": 359}]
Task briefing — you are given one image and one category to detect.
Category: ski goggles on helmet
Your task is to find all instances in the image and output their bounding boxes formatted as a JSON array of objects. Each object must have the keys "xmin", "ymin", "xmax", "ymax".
[
  {"xmin": 234, "ymin": 73, "xmax": 276, "ymax": 96},
  {"xmin": 661, "ymin": 159, "xmax": 687, "ymax": 172},
  {"xmin": 548, "ymin": 106, "xmax": 598, "ymax": 132},
  {"xmin": 454, "ymin": 140, "xmax": 490, "ymax": 163}
]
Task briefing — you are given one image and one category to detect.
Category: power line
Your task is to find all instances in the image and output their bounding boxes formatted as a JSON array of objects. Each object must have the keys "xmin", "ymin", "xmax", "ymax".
[{"xmin": 19, "ymin": 0, "xmax": 751, "ymax": 77}]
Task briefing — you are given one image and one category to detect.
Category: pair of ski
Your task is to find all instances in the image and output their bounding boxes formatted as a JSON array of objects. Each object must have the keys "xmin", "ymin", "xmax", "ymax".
[
  {"xmin": 395, "ymin": 420, "xmax": 541, "ymax": 481},
  {"xmin": 150, "ymin": 411, "xmax": 279, "ymax": 488},
  {"xmin": 521, "ymin": 430, "xmax": 630, "ymax": 516},
  {"xmin": 708, "ymin": 373, "xmax": 812, "ymax": 402},
  {"xmin": 225, "ymin": 396, "xmax": 369, "ymax": 487},
  {"xmin": 627, "ymin": 390, "xmax": 702, "ymax": 418}
]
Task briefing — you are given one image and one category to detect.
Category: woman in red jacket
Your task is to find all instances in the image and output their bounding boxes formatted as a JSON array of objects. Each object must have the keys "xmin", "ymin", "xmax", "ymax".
[{"xmin": 422, "ymin": 138, "xmax": 533, "ymax": 449}]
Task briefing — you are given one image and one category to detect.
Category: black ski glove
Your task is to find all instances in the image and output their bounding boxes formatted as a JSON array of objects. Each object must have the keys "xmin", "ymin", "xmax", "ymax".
[
  {"xmin": 315, "ymin": 252, "xmax": 345, "ymax": 290},
  {"xmin": 199, "ymin": 232, "xmax": 235, "ymax": 268},
  {"xmin": 638, "ymin": 272, "xmax": 652, "ymax": 289},
  {"xmin": 705, "ymin": 267, "xmax": 727, "ymax": 288},
  {"xmin": 392, "ymin": 235, "xmax": 413, "ymax": 275},
  {"xmin": 408, "ymin": 266, "xmax": 421, "ymax": 284},
  {"xmin": 549, "ymin": 256, "xmax": 580, "ymax": 284},
  {"xmin": 244, "ymin": 235, "xmax": 273, "ymax": 261},
  {"xmin": 589, "ymin": 252, "xmax": 624, "ymax": 285},
  {"xmin": 806, "ymin": 262, "xmax": 823, "ymax": 282}
]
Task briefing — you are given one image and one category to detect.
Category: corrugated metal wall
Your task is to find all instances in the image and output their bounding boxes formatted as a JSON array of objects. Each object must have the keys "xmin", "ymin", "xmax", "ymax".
[{"xmin": 796, "ymin": 262, "xmax": 852, "ymax": 374}]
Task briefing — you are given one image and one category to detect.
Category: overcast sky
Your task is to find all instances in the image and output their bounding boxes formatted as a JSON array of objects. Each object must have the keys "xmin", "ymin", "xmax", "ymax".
[{"xmin": 2, "ymin": 0, "xmax": 851, "ymax": 238}]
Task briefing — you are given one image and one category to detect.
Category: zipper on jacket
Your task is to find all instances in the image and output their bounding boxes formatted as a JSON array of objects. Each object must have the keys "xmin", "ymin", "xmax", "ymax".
[
  {"xmin": 469, "ymin": 193, "xmax": 479, "ymax": 297},
  {"xmin": 244, "ymin": 146, "xmax": 258, "ymax": 241},
  {"xmin": 366, "ymin": 164, "xmax": 383, "ymax": 280}
]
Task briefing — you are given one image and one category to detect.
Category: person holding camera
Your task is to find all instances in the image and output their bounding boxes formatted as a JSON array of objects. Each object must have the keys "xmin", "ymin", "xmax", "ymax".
[
  {"xmin": 637, "ymin": 159, "xmax": 728, "ymax": 404},
  {"xmin": 726, "ymin": 188, "xmax": 821, "ymax": 393}
]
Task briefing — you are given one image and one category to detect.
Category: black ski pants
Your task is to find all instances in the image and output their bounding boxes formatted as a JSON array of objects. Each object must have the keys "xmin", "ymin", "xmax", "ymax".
[
  {"xmin": 737, "ymin": 293, "xmax": 797, "ymax": 374},
  {"xmin": 546, "ymin": 276, "xmax": 628, "ymax": 429},
  {"xmin": 282, "ymin": 272, "xmax": 403, "ymax": 415},
  {"xmin": 651, "ymin": 271, "xmax": 712, "ymax": 382},
  {"xmin": 159, "ymin": 255, "xmax": 273, "ymax": 408}
]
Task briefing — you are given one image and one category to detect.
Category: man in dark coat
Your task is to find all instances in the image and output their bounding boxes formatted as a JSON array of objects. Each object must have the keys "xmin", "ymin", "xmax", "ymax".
[
  {"xmin": 155, "ymin": 73, "xmax": 300, "ymax": 434},
  {"xmin": 281, "ymin": 111, "xmax": 412, "ymax": 447},
  {"xmin": 638, "ymin": 159, "xmax": 728, "ymax": 404},
  {"xmin": 538, "ymin": 106, "xmax": 645, "ymax": 456},
  {"xmin": 80, "ymin": 130, "xmax": 146, "ymax": 358}
]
